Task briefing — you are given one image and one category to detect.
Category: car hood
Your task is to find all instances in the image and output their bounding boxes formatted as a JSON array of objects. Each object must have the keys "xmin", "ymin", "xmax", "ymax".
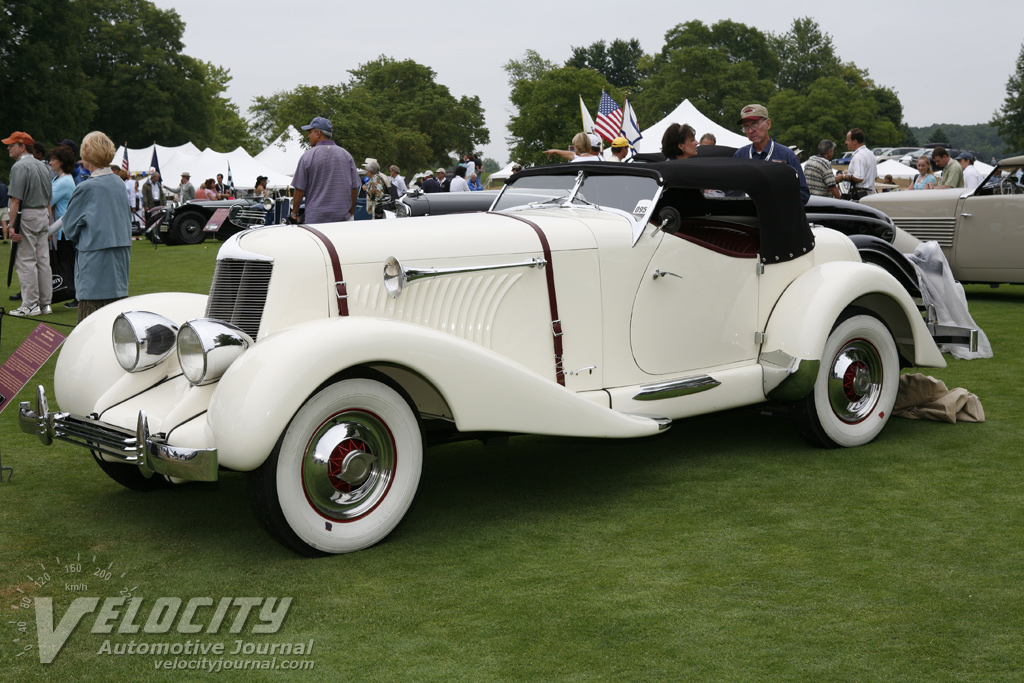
[
  {"xmin": 233, "ymin": 210, "xmax": 602, "ymax": 266},
  {"xmin": 861, "ymin": 188, "xmax": 964, "ymax": 217}
]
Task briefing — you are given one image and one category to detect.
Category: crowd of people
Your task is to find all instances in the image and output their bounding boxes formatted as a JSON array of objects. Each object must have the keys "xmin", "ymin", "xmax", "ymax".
[
  {"xmin": 3, "ymin": 130, "xmax": 132, "ymax": 321},
  {"xmin": 289, "ymin": 116, "xmax": 490, "ymax": 222},
  {"xmin": 1, "ymin": 108, "xmax": 994, "ymax": 323}
]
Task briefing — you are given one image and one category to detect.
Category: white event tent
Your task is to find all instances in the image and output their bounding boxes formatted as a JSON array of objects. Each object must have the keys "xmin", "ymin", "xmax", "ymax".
[
  {"xmin": 254, "ymin": 126, "xmax": 306, "ymax": 177},
  {"xmin": 633, "ymin": 99, "xmax": 749, "ymax": 153},
  {"xmin": 114, "ymin": 142, "xmax": 292, "ymax": 190}
]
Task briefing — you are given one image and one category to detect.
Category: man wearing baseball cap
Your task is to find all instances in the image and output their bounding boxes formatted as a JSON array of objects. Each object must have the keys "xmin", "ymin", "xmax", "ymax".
[
  {"xmin": 609, "ymin": 136, "xmax": 633, "ymax": 162},
  {"xmin": 291, "ymin": 116, "xmax": 360, "ymax": 223},
  {"xmin": 957, "ymin": 152, "xmax": 984, "ymax": 190},
  {"xmin": 435, "ymin": 167, "xmax": 451, "ymax": 192},
  {"xmin": 4, "ymin": 131, "xmax": 53, "ymax": 316},
  {"xmin": 734, "ymin": 104, "xmax": 809, "ymax": 204}
]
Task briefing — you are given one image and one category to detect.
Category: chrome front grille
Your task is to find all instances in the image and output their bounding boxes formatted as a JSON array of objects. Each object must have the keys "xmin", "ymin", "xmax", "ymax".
[
  {"xmin": 205, "ymin": 259, "xmax": 273, "ymax": 339},
  {"xmin": 892, "ymin": 217, "xmax": 956, "ymax": 247}
]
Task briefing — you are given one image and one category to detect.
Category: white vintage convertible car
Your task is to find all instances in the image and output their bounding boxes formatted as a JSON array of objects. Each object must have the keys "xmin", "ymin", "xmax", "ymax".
[{"xmin": 21, "ymin": 159, "xmax": 972, "ymax": 556}]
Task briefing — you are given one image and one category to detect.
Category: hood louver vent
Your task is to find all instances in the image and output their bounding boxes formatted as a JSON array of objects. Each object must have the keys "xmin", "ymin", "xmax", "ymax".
[{"xmin": 205, "ymin": 259, "xmax": 273, "ymax": 339}]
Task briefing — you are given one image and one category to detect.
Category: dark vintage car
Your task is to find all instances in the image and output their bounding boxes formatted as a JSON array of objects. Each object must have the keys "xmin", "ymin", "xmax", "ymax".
[
  {"xmin": 394, "ymin": 188, "xmax": 500, "ymax": 217},
  {"xmin": 158, "ymin": 196, "xmax": 290, "ymax": 245}
]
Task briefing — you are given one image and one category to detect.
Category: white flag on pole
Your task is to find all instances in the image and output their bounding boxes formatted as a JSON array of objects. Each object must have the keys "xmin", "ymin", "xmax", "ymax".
[{"xmin": 621, "ymin": 98, "xmax": 642, "ymax": 146}]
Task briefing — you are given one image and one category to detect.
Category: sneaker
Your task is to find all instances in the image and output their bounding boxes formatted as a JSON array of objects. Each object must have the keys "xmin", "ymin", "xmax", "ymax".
[
  {"xmin": 40, "ymin": 305, "xmax": 52, "ymax": 315},
  {"xmin": 64, "ymin": 300, "xmax": 79, "ymax": 309},
  {"xmin": 9, "ymin": 304, "xmax": 41, "ymax": 317}
]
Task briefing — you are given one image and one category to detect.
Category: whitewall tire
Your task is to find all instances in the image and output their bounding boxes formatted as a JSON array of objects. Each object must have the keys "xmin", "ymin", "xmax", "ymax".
[
  {"xmin": 794, "ymin": 313, "xmax": 900, "ymax": 448},
  {"xmin": 249, "ymin": 377, "xmax": 422, "ymax": 556}
]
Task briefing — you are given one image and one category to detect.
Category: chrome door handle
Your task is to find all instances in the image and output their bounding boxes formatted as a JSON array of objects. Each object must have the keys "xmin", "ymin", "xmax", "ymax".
[{"xmin": 652, "ymin": 269, "xmax": 682, "ymax": 280}]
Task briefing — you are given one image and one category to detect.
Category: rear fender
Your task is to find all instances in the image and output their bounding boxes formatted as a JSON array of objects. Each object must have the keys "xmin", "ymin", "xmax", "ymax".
[{"xmin": 760, "ymin": 262, "xmax": 944, "ymax": 400}]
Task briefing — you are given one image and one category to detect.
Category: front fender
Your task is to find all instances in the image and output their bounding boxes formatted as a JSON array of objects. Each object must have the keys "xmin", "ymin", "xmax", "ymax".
[
  {"xmin": 761, "ymin": 261, "xmax": 945, "ymax": 398},
  {"xmin": 54, "ymin": 293, "xmax": 208, "ymax": 416},
  {"xmin": 210, "ymin": 317, "xmax": 665, "ymax": 471}
]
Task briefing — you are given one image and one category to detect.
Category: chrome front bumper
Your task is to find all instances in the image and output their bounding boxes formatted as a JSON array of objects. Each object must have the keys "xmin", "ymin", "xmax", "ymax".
[{"xmin": 18, "ymin": 385, "xmax": 219, "ymax": 482}]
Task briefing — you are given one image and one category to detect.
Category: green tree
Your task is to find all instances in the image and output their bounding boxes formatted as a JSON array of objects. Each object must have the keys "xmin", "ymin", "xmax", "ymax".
[
  {"xmin": 250, "ymin": 58, "xmax": 488, "ymax": 173},
  {"xmin": 929, "ymin": 127, "xmax": 950, "ymax": 144},
  {"xmin": 769, "ymin": 76, "xmax": 901, "ymax": 158},
  {"xmin": 566, "ymin": 39, "xmax": 645, "ymax": 90},
  {"xmin": 901, "ymin": 124, "xmax": 919, "ymax": 147},
  {"xmin": 503, "ymin": 50, "xmax": 555, "ymax": 87},
  {"xmin": 0, "ymin": 0, "xmax": 95, "ymax": 173},
  {"xmin": 772, "ymin": 18, "xmax": 842, "ymax": 92},
  {"xmin": 991, "ymin": 43, "xmax": 1024, "ymax": 153},
  {"xmin": 506, "ymin": 65, "xmax": 616, "ymax": 166},
  {"xmin": 346, "ymin": 57, "xmax": 489, "ymax": 171},
  {"xmin": 79, "ymin": 0, "xmax": 243, "ymax": 150},
  {"xmin": 634, "ymin": 45, "xmax": 774, "ymax": 131},
  {"xmin": 660, "ymin": 20, "xmax": 780, "ymax": 84}
]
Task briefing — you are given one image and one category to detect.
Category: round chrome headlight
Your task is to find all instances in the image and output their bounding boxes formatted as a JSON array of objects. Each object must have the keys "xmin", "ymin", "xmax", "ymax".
[
  {"xmin": 112, "ymin": 312, "xmax": 179, "ymax": 372},
  {"xmin": 176, "ymin": 319, "xmax": 254, "ymax": 386}
]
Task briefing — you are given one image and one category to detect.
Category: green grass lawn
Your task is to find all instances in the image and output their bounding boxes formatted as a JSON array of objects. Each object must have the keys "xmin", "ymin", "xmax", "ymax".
[{"xmin": 1, "ymin": 241, "xmax": 1023, "ymax": 681}]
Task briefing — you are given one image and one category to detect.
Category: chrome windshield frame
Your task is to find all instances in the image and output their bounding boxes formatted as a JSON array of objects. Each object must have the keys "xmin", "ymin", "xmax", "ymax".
[{"xmin": 490, "ymin": 168, "xmax": 662, "ymax": 246}]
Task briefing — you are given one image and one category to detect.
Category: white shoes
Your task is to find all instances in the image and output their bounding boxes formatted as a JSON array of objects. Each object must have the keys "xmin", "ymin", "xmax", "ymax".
[{"xmin": 9, "ymin": 304, "xmax": 41, "ymax": 317}]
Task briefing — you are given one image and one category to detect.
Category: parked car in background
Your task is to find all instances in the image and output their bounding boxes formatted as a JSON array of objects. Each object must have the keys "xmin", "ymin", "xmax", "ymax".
[
  {"xmin": 877, "ymin": 147, "xmax": 923, "ymax": 164},
  {"xmin": 394, "ymin": 188, "xmax": 499, "ymax": 217},
  {"xmin": 862, "ymin": 155, "xmax": 1024, "ymax": 284},
  {"xmin": 159, "ymin": 195, "xmax": 289, "ymax": 245},
  {"xmin": 21, "ymin": 159, "xmax": 972, "ymax": 556}
]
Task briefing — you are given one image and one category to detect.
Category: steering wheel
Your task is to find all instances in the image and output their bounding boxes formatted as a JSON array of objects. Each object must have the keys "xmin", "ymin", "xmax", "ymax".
[{"xmin": 1000, "ymin": 178, "xmax": 1018, "ymax": 195}]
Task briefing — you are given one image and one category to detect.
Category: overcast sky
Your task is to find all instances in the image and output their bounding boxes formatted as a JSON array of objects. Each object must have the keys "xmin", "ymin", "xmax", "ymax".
[{"xmin": 152, "ymin": 0, "xmax": 1021, "ymax": 164}]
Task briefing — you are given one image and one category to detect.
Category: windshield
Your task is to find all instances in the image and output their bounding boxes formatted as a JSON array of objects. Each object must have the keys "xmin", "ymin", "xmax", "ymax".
[{"xmin": 493, "ymin": 171, "xmax": 660, "ymax": 219}]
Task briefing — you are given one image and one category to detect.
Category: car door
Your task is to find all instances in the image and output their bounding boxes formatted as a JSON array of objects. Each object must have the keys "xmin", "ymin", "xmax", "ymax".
[
  {"xmin": 630, "ymin": 227, "xmax": 759, "ymax": 375},
  {"xmin": 953, "ymin": 190, "xmax": 1024, "ymax": 281}
]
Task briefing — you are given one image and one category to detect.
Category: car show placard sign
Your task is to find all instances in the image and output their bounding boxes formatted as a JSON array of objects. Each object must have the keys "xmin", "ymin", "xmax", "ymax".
[{"xmin": 0, "ymin": 324, "xmax": 67, "ymax": 415}]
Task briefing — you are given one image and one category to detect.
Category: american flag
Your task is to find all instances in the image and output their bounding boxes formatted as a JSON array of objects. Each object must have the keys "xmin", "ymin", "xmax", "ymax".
[
  {"xmin": 594, "ymin": 91, "xmax": 623, "ymax": 143},
  {"xmin": 121, "ymin": 144, "xmax": 130, "ymax": 173}
]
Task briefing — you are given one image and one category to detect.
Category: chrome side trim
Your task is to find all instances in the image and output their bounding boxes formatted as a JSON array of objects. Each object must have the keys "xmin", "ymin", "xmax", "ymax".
[
  {"xmin": 632, "ymin": 376, "xmax": 720, "ymax": 401},
  {"xmin": 19, "ymin": 386, "xmax": 218, "ymax": 482},
  {"xmin": 383, "ymin": 255, "xmax": 546, "ymax": 299},
  {"xmin": 624, "ymin": 414, "xmax": 673, "ymax": 431}
]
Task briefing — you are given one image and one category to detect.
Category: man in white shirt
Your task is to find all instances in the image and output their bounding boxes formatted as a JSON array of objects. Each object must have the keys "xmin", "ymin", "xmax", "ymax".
[
  {"xmin": 958, "ymin": 153, "xmax": 985, "ymax": 190},
  {"xmin": 389, "ymin": 165, "xmax": 407, "ymax": 197},
  {"xmin": 836, "ymin": 128, "xmax": 876, "ymax": 200},
  {"xmin": 448, "ymin": 166, "xmax": 470, "ymax": 192}
]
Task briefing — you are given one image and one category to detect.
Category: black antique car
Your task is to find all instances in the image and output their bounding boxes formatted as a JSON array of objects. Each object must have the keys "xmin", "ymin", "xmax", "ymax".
[
  {"xmin": 394, "ymin": 188, "xmax": 500, "ymax": 217},
  {"xmin": 158, "ymin": 196, "xmax": 290, "ymax": 245}
]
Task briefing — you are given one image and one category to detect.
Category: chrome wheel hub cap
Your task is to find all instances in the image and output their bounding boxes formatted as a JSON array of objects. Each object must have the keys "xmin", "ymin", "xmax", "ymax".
[
  {"xmin": 303, "ymin": 410, "xmax": 396, "ymax": 520},
  {"xmin": 827, "ymin": 339, "xmax": 883, "ymax": 424}
]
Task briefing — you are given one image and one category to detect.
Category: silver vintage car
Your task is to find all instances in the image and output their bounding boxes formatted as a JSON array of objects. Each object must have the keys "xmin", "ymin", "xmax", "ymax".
[{"xmin": 862, "ymin": 155, "xmax": 1024, "ymax": 285}]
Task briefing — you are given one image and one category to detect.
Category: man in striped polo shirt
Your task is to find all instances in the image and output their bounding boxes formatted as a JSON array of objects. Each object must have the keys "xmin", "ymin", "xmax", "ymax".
[{"xmin": 291, "ymin": 117, "xmax": 361, "ymax": 224}]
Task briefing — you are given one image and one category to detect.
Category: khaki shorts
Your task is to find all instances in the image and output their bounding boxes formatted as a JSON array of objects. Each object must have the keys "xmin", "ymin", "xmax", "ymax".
[{"xmin": 0, "ymin": 207, "xmax": 9, "ymax": 223}]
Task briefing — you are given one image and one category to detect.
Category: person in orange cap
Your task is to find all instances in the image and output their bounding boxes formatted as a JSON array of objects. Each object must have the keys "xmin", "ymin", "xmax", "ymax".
[{"xmin": 4, "ymin": 131, "xmax": 53, "ymax": 316}]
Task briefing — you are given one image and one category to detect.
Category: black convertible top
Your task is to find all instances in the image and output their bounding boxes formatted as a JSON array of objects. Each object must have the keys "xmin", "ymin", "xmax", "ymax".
[{"xmin": 510, "ymin": 158, "xmax": 813, "ymax": 264}]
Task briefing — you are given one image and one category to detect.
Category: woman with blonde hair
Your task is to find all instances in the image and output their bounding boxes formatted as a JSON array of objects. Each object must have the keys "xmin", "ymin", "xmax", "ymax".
[
  {"xmin": 60, "ymin": 131, "xmax": 132, "ymax": 321},
  {"xmin": 544, "ymin": 132, "xmax": 602, "ymax": 162}
]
